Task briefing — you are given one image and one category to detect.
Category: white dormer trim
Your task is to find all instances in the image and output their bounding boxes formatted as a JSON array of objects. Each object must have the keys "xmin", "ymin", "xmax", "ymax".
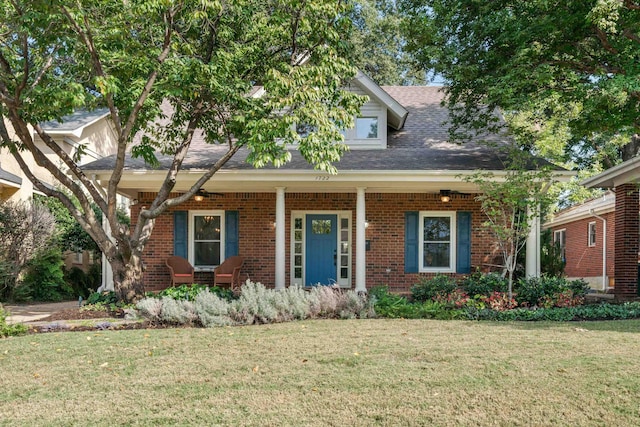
[{"xmin": 352, "ymin": 71, "xmax": 408, "ymax": 130}]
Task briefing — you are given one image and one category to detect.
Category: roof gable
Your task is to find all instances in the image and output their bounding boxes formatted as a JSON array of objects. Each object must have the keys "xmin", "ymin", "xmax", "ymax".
[
  {"xmin": 351, "ymin": 72, "xmax": 408, "ymax": 130},
  {"xmin": 40, "ymin": 108, "xmax": 110, "ymax": 138}
]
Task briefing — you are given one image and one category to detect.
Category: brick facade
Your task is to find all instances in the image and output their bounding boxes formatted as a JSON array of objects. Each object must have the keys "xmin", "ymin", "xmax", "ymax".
[
  {"xmin": 550, "ymin": 213, "xmax": 615, "ymax": 286},
  {"xmin": 132, "ymin": 192, "xmax": 498, "ymax": 293},
  {"xmin": 614, "ymin": 184, "xmax": 639, "ymax": 299}
]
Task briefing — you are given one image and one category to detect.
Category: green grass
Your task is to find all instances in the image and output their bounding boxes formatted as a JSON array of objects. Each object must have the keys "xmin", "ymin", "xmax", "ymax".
[{"xmin": 2, "ymin": 319, "xmax": 640, "ymax": 426}]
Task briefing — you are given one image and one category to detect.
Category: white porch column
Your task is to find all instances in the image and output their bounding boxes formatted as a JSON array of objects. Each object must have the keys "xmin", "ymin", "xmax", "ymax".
[
  {"xmin": 355, "ymin": 187, "xmax": 367, "ymax": 293},
  {"xmin": 275, "ymin": 187, "xmax": 286, "ymax": 290},
  {"xmin": 525, "ymin": 205, "xmax": 541, "ymax": 278}
]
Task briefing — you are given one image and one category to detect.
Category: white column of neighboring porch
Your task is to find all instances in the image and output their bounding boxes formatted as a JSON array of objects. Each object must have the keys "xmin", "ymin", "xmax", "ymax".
[
  {"xmin": 355, "ymin": 187, "xmax": 367, "ymax": 293},
  {"xmin": 100, "ymin": 215, "xmax": 114, "ymax": 292},
  {"xmin": 275, "ymin": 187, "xmax": 286, "ymax": 290},
  {"xmin": 525, "ymin": 205, "xmax": 541, "ymax": 278}
]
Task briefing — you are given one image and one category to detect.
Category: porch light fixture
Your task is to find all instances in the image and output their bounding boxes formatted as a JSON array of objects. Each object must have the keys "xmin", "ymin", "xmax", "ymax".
[
  {"xmin": 440, "ymin": 190, "xmax": 451, "ymax": 203},
  {"xmin": 194, "ymin": 189, "xmax": 207, "ymax": 202},
  {"xmin": 364, "ymin": 219, "xmax": 370, "ymax": 228}
]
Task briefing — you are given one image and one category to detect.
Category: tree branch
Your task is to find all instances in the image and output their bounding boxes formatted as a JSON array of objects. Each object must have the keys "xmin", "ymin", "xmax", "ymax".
[
  {"xmin": 31, "ymin": 123, "xmax": 108, "ymax": 213},
  {"xmin": 594, "ymin": 27, "xmax": 619, "ymax": 55},
  {"xmin": 622, "ymin": 28, "xmax": 640, "ymax": 45},
  {"xmin": 624, "ymin": 0, "xmax": 640, "ymax": 10}
]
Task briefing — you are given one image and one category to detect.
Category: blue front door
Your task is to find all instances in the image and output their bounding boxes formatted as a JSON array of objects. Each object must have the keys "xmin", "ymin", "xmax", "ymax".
[{"xmin": 305, "ymin": 214, "xmax": 338, "ymax": 286}]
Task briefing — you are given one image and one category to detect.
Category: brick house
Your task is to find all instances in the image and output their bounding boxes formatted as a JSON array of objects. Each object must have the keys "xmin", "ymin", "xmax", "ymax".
[
  {"xmin": 84, "ymin": 74, "xmax": 569, "ymax": 293},
  {"xmin": 583, "ymin": 159, "xmax": 640, "ymax": 300},
  {"xmin": 543, "ymin": 192, "xmax": 617, "ymax": 291}
]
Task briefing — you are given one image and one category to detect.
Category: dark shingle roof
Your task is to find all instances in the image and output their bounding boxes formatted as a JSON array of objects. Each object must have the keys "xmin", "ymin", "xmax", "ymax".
[
  {"xmin": 40, "ymin": 108, "xmax": 110, "ymax": 133},
  {"xmin": 0, "ymin": 167, "xmax": 21, "ymax": 185},
  {"xmin": 82, "ymin": 87, "xmax": 553, "ymax": 172}
]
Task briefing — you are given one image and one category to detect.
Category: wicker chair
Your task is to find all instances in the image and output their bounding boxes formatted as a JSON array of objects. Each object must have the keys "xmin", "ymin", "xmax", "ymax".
[
  {"xmin": 165, "ymin": 256, "xmax": 195, "ymax": 287},
  {"xmin": 213, "ymin": 256, "xmax": 244, "ymax": 290}
]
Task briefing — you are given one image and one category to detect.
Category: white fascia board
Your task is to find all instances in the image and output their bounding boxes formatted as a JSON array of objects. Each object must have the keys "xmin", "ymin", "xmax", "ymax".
[
  {"xmin": 353, "ymin": 71, "xmax": 408, "ymax": 130},
  {"xmin": 582, "ymin": 156, "xmax": 640, "ymax": 188},
  {"xmin": 0, "ymin": 178, "xmax": 21, "ymax": 188},
  {"xmin": 92, "ymin": 168, "xmax": 572, "ymax": 196}
]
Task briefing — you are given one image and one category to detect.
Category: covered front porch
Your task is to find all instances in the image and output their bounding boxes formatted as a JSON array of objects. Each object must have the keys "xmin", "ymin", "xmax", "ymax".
[{"xmin": 113, "ymin": 169, "xmax": 544, "ymax": 293}]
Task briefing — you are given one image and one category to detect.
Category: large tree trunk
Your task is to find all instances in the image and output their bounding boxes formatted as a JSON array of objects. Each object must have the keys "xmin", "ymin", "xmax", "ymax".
[
  {"xmin": 621, "ymin": 134, "xmax": 640, "ymax": 162},
  {"xmin": 111, "ymin": 254, "xmax": 145, "ymax": 303}
]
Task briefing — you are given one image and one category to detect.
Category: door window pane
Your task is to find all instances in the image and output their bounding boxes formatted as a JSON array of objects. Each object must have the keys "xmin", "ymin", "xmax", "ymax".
[{"xmin": 312, "ymin": 219, "xmax": 332, "ymax": 234}]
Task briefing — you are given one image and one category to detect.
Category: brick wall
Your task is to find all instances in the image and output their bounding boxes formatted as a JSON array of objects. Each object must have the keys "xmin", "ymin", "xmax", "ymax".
[
  {"xmin": 614, "ymin": 184, "xmax": 639, "ymax": 299},
  {"xmin": 550, "ymin": 212, "xmax": 615, "ymax": 285},
  {"xmin": 132, "ymin": 192, "xmax": 498, "ymax": 293}
]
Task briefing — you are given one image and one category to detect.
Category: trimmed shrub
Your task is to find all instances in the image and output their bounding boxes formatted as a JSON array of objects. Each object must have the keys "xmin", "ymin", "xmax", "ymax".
[
  {"xmin": 461, "ymin": 272, "xmax": 507, "ymax": 297},
  {"xmin": 411, "ymin": 275, "xmax": 457, "ymax": 302},
  {"xmin": 514, "ymin": 276, "xmax": 589, "ymax": 308},
  {"xmin": 466, "ymin": 302, "xmax": 640, "ymax": 321}
]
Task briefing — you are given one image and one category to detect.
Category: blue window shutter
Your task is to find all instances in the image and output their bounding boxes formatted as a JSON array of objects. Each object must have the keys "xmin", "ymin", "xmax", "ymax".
[
  {"xmin": 173, "ymin": 211, "xmax": 188, "ymax": 258},
  {"xmin": 225, "ymin": 210, "xmax": 239, "ymax": 257},
  {"xmin": 405, "ymin": 211, "xmax": 419, "ymax": 273},
  {"xmin": 456, "ymin": 212, "xmax": 472, "ymax": 274}
]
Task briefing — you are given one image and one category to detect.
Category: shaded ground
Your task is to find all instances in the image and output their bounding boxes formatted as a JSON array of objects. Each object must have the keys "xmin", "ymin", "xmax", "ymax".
[{"xmin": 4, "ymin": 301, "xmax": 82, "ymax": 324}]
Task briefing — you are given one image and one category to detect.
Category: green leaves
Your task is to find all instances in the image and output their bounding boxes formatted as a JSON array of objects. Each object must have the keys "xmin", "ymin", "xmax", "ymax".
[{"xmin": 402, "ymin": 0, "xmax": 640, "ymax": 169}]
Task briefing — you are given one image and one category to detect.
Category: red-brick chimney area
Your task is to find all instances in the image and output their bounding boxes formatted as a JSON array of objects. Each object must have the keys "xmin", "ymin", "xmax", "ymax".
[{"xmin": 614, "ymin": 184, "xmax": 639, "ymax": 300}]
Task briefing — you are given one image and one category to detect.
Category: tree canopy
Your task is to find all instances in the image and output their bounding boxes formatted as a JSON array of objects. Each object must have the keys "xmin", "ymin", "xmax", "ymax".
[
  {"xmin": 349, "ymin": 0, "xmax": 426, "ymax": 85},
  {"xmin": 0, "ymin": 0, "xmax": 363, "ymax": 301},
  {"xmin": 402, "ymin": 0, "xmax": 640, "ymax": 169}
]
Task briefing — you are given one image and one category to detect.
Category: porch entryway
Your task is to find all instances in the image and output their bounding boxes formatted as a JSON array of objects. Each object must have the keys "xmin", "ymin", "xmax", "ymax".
[{"xmin": 291, "ymin": 211, "xmax": 352, "ymax": 288}]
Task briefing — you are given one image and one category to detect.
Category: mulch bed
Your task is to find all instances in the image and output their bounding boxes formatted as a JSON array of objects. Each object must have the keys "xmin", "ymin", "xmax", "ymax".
[
  {"xmin": 41, "ymin": 307, "xmax": 125, "ymax": 321},
  {"xmin": 30, "ymin": 307, "xmax": 162, "ymax": 333}
]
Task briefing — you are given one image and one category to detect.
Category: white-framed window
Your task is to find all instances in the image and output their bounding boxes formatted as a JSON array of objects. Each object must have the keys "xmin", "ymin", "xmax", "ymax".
[
  {"xmin": 189, "ymin": 210, "xmax": 225, "ymax": 269},
  {"xmin": 588, "ymin": 222, "xmax": 596, "ymax": 247},
  {"xmin": 419, "ymin": 211, "xmax": 456, "ymax": 273},
  {"xmin": 73, "ymin": 251, "xmax": 83, "ymax": 264},
  {"xmin": 355, "ymin": 117, "xmax": 379, "ymax": 139}
]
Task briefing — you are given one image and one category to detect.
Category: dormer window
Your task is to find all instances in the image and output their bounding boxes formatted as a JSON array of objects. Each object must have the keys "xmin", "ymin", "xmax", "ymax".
[
  {"xmin": 296, "ymin": 123, "xmax": 316, "ymax": 138},
  {"xmin": 356, "ymin": 117, "xmax": 378, "ymax": 139}
]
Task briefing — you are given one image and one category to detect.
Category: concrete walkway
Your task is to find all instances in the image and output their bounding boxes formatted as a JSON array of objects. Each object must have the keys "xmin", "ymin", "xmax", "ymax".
[{"xmin": 3, "ymin": 301, "xmax": 80, "ymax": 324}]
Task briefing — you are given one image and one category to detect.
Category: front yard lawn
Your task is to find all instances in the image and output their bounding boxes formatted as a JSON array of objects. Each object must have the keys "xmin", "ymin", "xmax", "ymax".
[{"xmin": 1, "ymin": 319, "xmax": 640, "ymax": 426}]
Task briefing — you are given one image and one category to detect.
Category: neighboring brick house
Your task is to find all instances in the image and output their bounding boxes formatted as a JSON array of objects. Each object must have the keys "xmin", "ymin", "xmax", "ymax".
[
  {"xmin": 84, "ymin": 73, "xmax": 569, "ymax": 293},
  {"xmin": 583, "ymin": 159, "xmax": 640, "ymax": 300},
  {"xmin": 543, "ymin": 192, "xmax": 618, "ymax": 291}
]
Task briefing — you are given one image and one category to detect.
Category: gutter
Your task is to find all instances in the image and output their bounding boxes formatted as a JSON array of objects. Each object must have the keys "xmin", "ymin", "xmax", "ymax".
[{"xmin": 589, "ymin": 209, "xmax": 608, "ymax": 291}]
